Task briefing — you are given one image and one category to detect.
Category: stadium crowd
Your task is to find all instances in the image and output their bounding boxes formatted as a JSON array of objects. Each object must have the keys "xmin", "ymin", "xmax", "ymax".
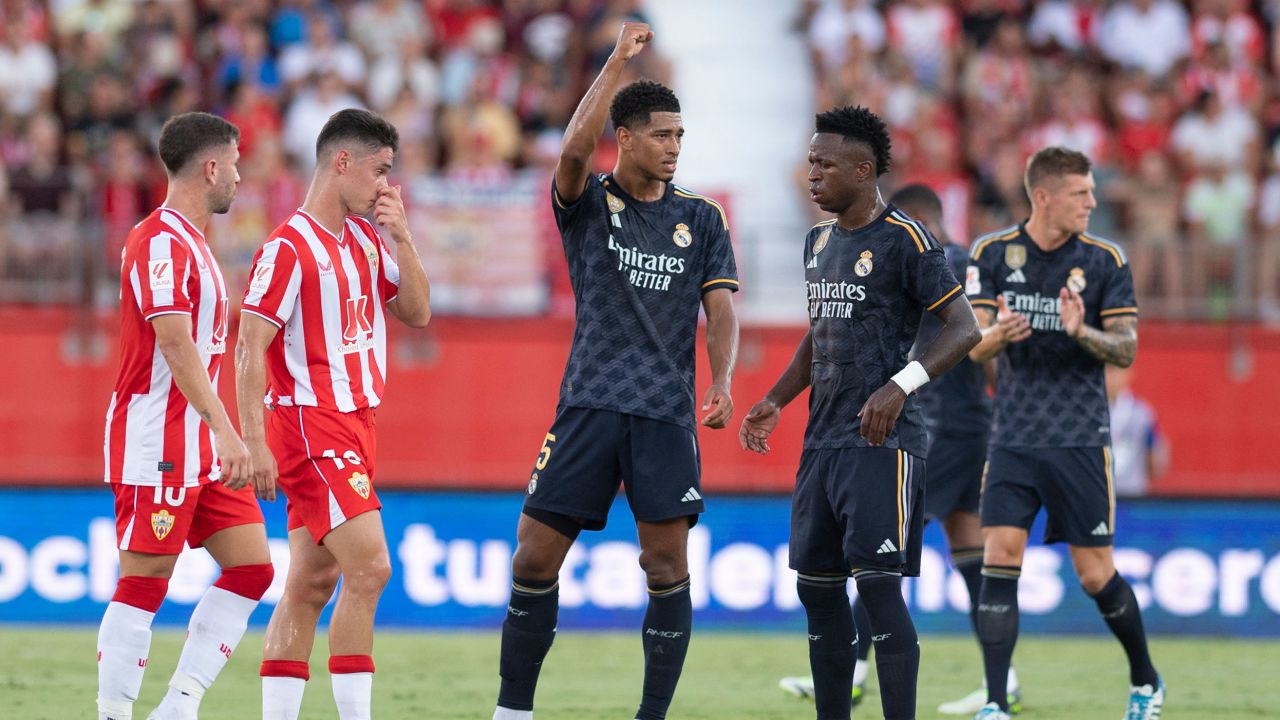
[{"xmin": 2, "ymin": 0, "xmax": 1280, "ymax": 321}]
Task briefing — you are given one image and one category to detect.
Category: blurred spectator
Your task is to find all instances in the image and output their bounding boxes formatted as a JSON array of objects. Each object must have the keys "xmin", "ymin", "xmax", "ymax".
[
  {"xmin": 367, "ymin": 34, "xmax": 441, "ymax": 113},
  {"xmin": 1179, "ymin": 40, "xmax": 1263, "ymax": 112},
  {"xmin": 349, "ymin": 0, "xmax": 429, "ymax": 62},
  {"xmin": 1027, "ymin": 0, "xmax": 1103, "ymax": 55},
  {"xmin": 885, "ymin": 0, "xmax": 959, "ymax": 92},
  {"xmin": 1184, "ymin": 164, "xmax": 1255, "ymax": 310},
  {"xmin": 1170, "ymin": 89, "xmax": 1260, "ymax": 174},
  {"xmin": 54, "ymin": 0, "xmax": 133, "ymax": 45},
  {"xmin": 440, "ymin": 74, "xmax": 521, "ymax": 175},
  {"xmin": 8, "ymin": 112, "xmax": 78, "ymax": 219},
  {"xmin": 1107, "ymin": 151, "xmax": 1185, "ymax": 315},
  {"xmin": 806, "ymin": 0, "xmax": 885, "ymax": 77},
  {"xmin": 98, "ymin": 130, "xmax": 152, "ymax": 264},
  {"xmin": 279, "ymin": 10, "xmax": 366, "ymax": 90},
  {"xmin": 223, "ymin": 81, "xmax": 283, "ymax": 159},
  {"xmin": 1106, "ymin": 365, "xmax": 1170, "ymax": 498},
  {"xmin": 1190, "ymin": 0, "xmax": 1264, "ymax": 66},
  {"xmin": 1099, "ymin": 0, "xmax": 1191, "ymax": 79},
  {"xmin": 0, "ymin": 15, "xmax": 57, "ymax": 118},
  {"xmin": 217, "ymin": 23, "xmax": 282, "ymax": 99},
  {"xmin": 1256, "ymin": 142, "xmax": 1280, "ymax": 323},
  {"xmin": 961, "ymin": 16, "xmax": 1035, "ymax": 121},
  {"xmin": 282, "ymin": 70, "xmax": 363, "ymax": 168},
  {"xmin": 1113, "ymin": 77, "xmax": 1178, "ymax": 171}
]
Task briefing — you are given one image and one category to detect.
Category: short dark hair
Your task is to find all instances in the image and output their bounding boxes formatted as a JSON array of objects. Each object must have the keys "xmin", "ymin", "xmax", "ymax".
[
  {"xmin": 1025, "ymin": 146, "xmax": 1092, "ymax": 191},
  {"xmin": 889, "ymin": 183, "xmax": 942, "ymax": 220},
  {"xmin": 814, "ymin": 105, "xmax": 892, "ymax": 176},
  {"xmin": 157, "ymin": 112, "xmax": 240, "ymax": 175},
  {"xmin": 316, "ymin": 108, "xmax": 399, "ymax": 160},
  {"xmin": 609, "ymin": 80, "xmax": 680, "ymax": 131}
]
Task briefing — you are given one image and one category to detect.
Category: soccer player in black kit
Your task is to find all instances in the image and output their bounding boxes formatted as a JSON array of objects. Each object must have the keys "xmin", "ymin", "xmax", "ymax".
[
  {"xmin": 965, "ymin": 147, "xmax": 1162, "ymax": 720},
  {"xmin": 492, "ymin": 22, "xmax": 739, "ymax": 720},
  {"xmin": 740, "ymin": 107, "xmax": 980, "ymax": 720}
]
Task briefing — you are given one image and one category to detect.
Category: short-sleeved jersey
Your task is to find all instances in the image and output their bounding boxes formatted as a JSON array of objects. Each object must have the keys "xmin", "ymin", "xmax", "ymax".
[
  {"xmin": 966, "ymin": 224, "xmax": 1137, "ymax": 448},
  {"xmin": 241, "ymin": 210, "xmax": 401, "ymax": 413},
  {"xmin": 551, "ymin": 173, "xmax": 738, "ymax": 431},
  {"xmin": 803, "ymin": 206, "xmax": 963, "ymax": 454},
  {"xmin": 105, "ymin": 208, "xmax": 230, "ymax": 487},
  {"xmin": 912, "ymin": 242, "xmax": 992, "ymax": 440}
]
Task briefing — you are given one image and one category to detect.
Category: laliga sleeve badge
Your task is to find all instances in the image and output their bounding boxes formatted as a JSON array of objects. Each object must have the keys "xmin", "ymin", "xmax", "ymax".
[
  {"xmin": 813, "ymin": 227, "xmax": 831, "ymax": 255},
  {"xmin": 348, "ymin": 471, "xmax": 371, "ymax": 500},
  {"xmin": 151, "ymin": 509, "xmax": 175, "ymax": 541},
  {"xmin": 606, "ymin": 192, "xmax": 625, "ymax": 214},
  {"xmin": 1067, "ymin": 267, "xmax": 1087, "ymax": 292},
  {"xmin": 966, "ymin": 265, "xmax": 981, "ymax": 295},
  {"xmin": 854, "ymin": 249, "xmax": 874, "ymax": 277},
  {"xmin": 672, "ymin": 222, "xmax": 693, "ymax": 248}
]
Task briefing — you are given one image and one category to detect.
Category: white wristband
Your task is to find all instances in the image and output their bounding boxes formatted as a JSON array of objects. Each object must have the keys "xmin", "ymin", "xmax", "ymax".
[{"xmin": 890, "ymin": 360, "xmax": 930, "ymax": 394}]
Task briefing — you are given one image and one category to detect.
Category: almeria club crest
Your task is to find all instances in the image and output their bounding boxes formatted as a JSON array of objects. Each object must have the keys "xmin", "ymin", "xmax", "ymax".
[{"xmin": 339, "ymin": 295, "xmax": 375, "ymax": 354}]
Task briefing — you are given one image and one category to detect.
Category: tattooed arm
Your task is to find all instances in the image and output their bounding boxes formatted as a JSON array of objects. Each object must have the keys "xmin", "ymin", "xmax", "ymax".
[{"xmin": 1059, "ymin": 287, "xmax": 1138, "ymax": 367}]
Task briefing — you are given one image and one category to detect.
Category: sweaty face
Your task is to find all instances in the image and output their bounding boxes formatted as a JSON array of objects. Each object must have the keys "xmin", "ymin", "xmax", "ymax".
[
  {"xmin": 807, "ymin": 132, "xmax": 872, "ymax": 215},
  {"xmin": 340, "ymin": 145, "xmax": 394, "ymax": 215},
  {"xmin": 621, "ymin": 111, "xmax": 683, "ymax": 182},
  {"xmin": 1041, "ymin": 172, "xmax": 1096, "ymax": 236},
  {"xmin": 208, "ymin": 141, "xmax": 241, "ymax": 215}
]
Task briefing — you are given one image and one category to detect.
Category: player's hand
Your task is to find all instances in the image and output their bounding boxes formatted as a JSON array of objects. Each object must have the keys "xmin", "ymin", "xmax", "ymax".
[
  {"xmin": 214, "ymin": 427, "xmax": 252, "ymax": 490},
  {"xmin": 858, "ymin": 382, "xmax": 907, "ymax": 447},
  {"xmin": 739, "ymin": 399, "xmax": 780, "ymax": 454},
  {"xmin": 700, "ymin": 383, "xmax": 733, "ymax": 429},
  {"xmin": 373, "ymin": 184, "xmax": 410, "ymax": 245},
  {"xmin": 610, "ymin": 22, "xmax": 652, "ymax": 63},
  {"xmin": 1059, "ymin": 287, "xmax": 1086, "ymax": 338},
  {"xmin": 995, "ymin": 294, "xmax": 1032, "ymax": 344},
  {"xmin": 245, "ymin": 438, "xmax": 279, "ymax": 502}
]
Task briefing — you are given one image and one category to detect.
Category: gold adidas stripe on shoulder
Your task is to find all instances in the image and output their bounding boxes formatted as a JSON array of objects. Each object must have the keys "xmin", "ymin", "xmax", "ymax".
[
  {"xmin": 673, "ymin": 187, "xmax": 729, "ymax": 231},
  {"xmin": 969, "ymin": 226, "xmax": 1020, "ymax": 260},
  {"xmin": 1080, "ymin": 233, "xmax": 1127, "ymax": 267}
]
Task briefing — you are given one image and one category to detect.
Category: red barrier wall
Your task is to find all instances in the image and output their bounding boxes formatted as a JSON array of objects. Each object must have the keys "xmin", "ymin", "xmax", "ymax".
[{"xmin": 1, "ymin": 308, "xmax": 1277, "ymax": 496}]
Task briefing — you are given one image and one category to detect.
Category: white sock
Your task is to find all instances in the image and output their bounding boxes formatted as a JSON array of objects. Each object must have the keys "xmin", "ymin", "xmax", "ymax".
[
  {"xmin": 160, "ymin": 585, "xmax": 258, "ymax": 711},
  {"xmin": 262, "ymin": 676, "xmax": 307, "ymax": 720},
  {"xmin": 1007, "ymin": 666, "xmax": 1019, "ymax": 692},
  {"xmin": 493, "ymin": 707, "xmax": 533, "ymax": 720},
  {"xmin": 332, "ymin": 672, "xmax": 373, "ymax": 720},
  {"xmin": 97, "ymin": 601, "xmax": 156, "ymax": 718},
  {"xmin": 852, "ymin": 658, "xmax": 869, "ymax": 687}
]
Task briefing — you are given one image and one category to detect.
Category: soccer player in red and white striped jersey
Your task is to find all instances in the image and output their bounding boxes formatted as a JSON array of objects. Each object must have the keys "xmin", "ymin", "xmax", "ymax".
[
  {"xmin": 98, "ymin": 112, "xmax": 275, "ymax": 720},
  {"xmin": 233, "ymin": 109, "xmax": 430, "ymax": 720}
]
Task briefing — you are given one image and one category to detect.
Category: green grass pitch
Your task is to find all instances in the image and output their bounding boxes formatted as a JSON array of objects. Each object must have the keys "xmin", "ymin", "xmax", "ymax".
[{"xmin": 2, "ymin": 628, "xmax": 1275, "ymax": 718}]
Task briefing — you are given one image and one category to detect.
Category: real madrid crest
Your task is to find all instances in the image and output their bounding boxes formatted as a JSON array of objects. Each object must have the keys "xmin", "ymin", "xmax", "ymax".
[
  {"xmin": 348, "ymin": 471, "xmax": 371, "ymax": 500},
  {"xmin": 813, "ymin": 227, "xmax": 832, "ymax": 256},
  {"xmin": 528, "ymin": 472, "xmax": 538, "ymax": 495},
  {"xmin": 672, "ymin": 222, "xmax": 693, "ymax": 248},
  {"xmin": 151, "ymin": 509, "xmax": 175, "ymax": 541},
  {"xmin": 1005, "ymin": 244, "xmax": 1027, "ymax": 270},
  {"xmin": 606, "ymin": 192, "xmax": 625, "ymax": 214},
  {"xmin": 854, "ymin": 249, "xmax": 874, "ymax": 277},
  {"xmin": 1067, "ymin": 267, "xmax": 1087, "ymax": 292}
]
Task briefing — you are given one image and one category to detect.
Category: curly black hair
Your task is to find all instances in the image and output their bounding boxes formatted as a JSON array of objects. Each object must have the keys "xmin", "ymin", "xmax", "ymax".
[
  {"xmin": 814, "ymin": 105, "xmax": 892, "ymax": 176},
  {"xmin": 316, "ymin": 108, "xmax": 399, "ymax": 160},
  {"xmin": 609, "ymin": 79, "xmax": 681, "ymax": 131}
]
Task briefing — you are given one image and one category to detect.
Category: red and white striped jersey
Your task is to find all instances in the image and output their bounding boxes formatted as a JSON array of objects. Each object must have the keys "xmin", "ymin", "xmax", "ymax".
[
  {"xmin": 241, "ymin": 210, "xmax": 401, "ymax": 412},
  {"xmin": 105, "ymin": 208, "xmax": 230, "ymax": 487}
]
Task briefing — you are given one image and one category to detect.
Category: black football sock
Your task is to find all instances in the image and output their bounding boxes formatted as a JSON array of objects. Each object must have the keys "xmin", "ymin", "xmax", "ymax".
[
  {"xmin": 496, "ymin": 576, "xmax": 559, "ymax": 712},
  {"xmin": 797, "ymin": 574, "xmax": 856, "ymax": 720},
  {"xmin": 976, "ymin": 565, "xmax": 1021, "ymax": 710},
  {"xmin": 855, "ymin": 572, "xmax": 920, "ymax": 720},
  {"xmin": 951, "ymin": 546, "xmax": 985, "ymax": 636},
  {"xmin": 1089, "ymin": 572, "xmax": 1159, "ymax": 687},
  {"xmin": 635, "ymin": 577, "xmax": 693, "ymax": 720},
  {"xmin": 852, "ymin": 593, "xmax": 873, "ymax": 664}
]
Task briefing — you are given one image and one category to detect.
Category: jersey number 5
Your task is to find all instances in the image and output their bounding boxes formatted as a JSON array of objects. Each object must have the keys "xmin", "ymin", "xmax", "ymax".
[{"xmin": 536, "ymin": 433, "xmax": 556, "ymax": 471}]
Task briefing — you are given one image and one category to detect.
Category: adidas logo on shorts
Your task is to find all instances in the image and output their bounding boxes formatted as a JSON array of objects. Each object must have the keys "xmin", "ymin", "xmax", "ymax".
[
  {"xmin": 681, "ymin": 487, "xmax": 703, "ymax": 503},
  {"xmin": 1091, "ymin": 521, "xmax": 1110, "ymax": 536},
  {"xmin": 876, "ymin": 539, "xmax": 899, "ymax": 554}
]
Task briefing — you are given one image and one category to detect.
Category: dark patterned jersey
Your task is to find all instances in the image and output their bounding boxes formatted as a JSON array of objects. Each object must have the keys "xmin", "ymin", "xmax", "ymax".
[
  {"xmin": 912, "ymin": 242, "xmax": 993, "ymax": 440},
  {"xmin": 966, "ymin": 225, "xmax": 1137, "ymax": 448},
  {"xmin": 803, "ymin": 205, "xmax": 964, "ymax": 454},
  {"xmin": 552, "ymin": 173, "xmax": 739, "ymax": 431}
]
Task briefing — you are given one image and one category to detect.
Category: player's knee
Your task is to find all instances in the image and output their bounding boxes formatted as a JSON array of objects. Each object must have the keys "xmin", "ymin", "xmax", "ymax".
[
  {"xmin": 511, "ymin": 544, "xmax": 563, "ymax": 582},
  {"xmin": 214, "ymin": 562, "xmax": 275, "ymax": 601},
  {"xmin": 345, "ymin": 556, "xmax": 392, "ymax": 597},
  {"xmin": 795, "ymin": 575, "xmax": 848, "ymax": 611},
  {"xmin": 294, "ymin": 566, "xmax": 341, "ymax": 607},
  {"xmin": 637, "ymin": 547, "xmax": 685, "ymax": 585},
  {"xmin": 1077, "ymin": 568, "xmax": 1112, "ymax": 595}
]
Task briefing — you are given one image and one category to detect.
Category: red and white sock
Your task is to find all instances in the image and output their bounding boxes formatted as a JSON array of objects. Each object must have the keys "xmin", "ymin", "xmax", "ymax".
[
  {"xmin": 153, "ymin": 563, "xmax": 274, "ymax": 719},
  {"xmin": 97, "ymin": 576, "xmax": 168, "ymax": 720},
  {"xmin": 261, "ymin": 660, "xmax": 309, "ymax": 720},
  {"xmin": 330, "ymin": 655, "xmax": 375, "ymax": 720}
]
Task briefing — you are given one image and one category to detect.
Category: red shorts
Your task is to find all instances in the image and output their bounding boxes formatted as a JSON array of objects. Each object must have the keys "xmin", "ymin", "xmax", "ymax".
[
  {"xmin": 112, "ymin": 480, "xmax": 264, "ymax": 555},
  {"xmin": 267, "ymin": 405, "xmax": 381, "ymax": 544}
]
